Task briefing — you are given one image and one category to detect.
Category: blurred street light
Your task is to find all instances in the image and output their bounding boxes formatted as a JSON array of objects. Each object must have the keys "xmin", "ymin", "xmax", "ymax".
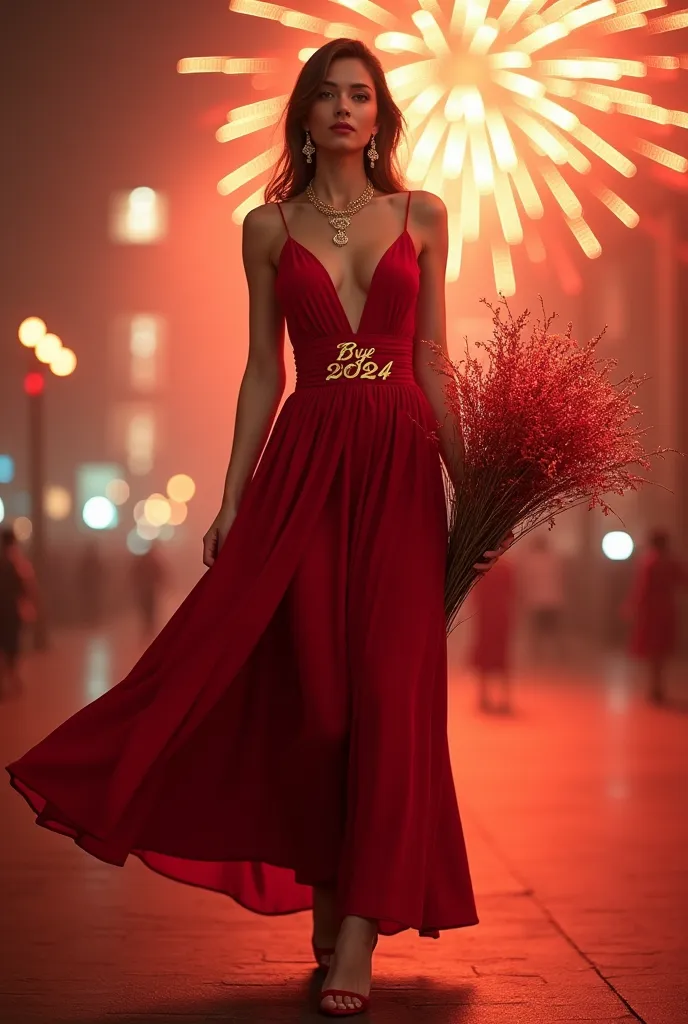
[
  {"xmin": 18, "ymin": 317, "xmax": 47, "ymax": 348},
  {"xmin": 602, "ymin": 531, "xmax": 634, "ymax": 560},
  {"xmin": 82, "ymin": 496, "xmax": 117, "ymax": 530},
  {"xmin": 144, "ymin": 493, "xmax": 171, "ymax": 527},
  {"xmin": 167, "ymin": 473, "xmax": 195, "ymax": 503},
  {"xmin": 44, "ymin": 486, "xmax": 72, "ymax": 521},
  {"xmin": 35, "ymin": 332, "xmax": 63, "ymax": 364},
  {"xmin": 50, "ymin": 347, "xmax": 77, "ymax": 377}
]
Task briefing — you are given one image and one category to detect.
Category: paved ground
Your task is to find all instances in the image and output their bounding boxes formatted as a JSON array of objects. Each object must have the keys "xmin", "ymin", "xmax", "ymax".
[{"xmin": 1, "ymin": 619, "xmax": 686, "ymax": 1024}]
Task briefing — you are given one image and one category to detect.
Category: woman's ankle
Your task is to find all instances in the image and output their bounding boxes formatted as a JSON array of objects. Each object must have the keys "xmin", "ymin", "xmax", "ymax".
[
  {"xmin": 312, "ymin": 885, "xmax": 340, "ymax": 945},
  {"xmin": 337, "ymin": 914, "xmax": 377, "ymax": 944}
]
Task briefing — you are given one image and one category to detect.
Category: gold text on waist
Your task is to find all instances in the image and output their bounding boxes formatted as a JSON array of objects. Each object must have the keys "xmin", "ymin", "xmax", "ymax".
[{"xmin": 325, "ymin": 342, "xmax": 393, "ymax": 382}]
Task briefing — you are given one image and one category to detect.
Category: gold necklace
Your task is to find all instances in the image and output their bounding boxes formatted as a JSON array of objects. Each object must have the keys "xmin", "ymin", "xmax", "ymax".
[{"xmin": 305, "ymin": 178, "xmax": 375, "ymax": 246}]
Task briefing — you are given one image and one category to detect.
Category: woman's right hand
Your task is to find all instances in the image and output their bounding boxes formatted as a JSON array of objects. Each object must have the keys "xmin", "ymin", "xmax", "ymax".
[{"xmin": 202, "ymin": 504, "xmax": 238, "ymax": 568}]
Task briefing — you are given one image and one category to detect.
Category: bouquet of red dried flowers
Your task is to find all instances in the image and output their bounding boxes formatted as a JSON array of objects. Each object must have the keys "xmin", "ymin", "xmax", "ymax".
[{"xmin": 422, "ymin": 298, "xmax": 664, "ymax": 636}]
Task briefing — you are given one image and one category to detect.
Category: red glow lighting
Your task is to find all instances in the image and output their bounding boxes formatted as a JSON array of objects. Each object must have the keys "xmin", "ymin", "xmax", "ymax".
[{"xmin": 24, "ymin": 372, "xmax": 45, "ymax": 397}]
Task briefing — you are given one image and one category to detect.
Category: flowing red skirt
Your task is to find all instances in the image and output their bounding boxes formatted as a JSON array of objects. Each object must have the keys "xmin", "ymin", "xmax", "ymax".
[{"xmin": 7, "ymin": 381, "xmax": 478, "ymax": 937}]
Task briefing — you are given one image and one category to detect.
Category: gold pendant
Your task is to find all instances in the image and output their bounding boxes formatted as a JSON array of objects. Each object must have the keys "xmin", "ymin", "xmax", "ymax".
[{"xmin": 329, "ymin": 214, "xmax": 350, "ymax": 246}]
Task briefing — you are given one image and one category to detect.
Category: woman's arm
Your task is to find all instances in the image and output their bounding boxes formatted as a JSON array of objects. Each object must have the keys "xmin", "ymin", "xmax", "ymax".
[
  {"xmin": 221, "ymin": 204, "xmax": 287, "ymax": 511},
  {"xmin": 203, "ymin": 205, "xmax": 286, "ymax": 566},
  {"xmin": 412, "ymin": 191, "xmax": 465, "ymax": 489}
]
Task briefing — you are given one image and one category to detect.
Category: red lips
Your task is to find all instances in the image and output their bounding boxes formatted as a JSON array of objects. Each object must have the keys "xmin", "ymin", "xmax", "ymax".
[{"xmin": 330, "ymin": 122, "xmax": 354, "ymax": 131}]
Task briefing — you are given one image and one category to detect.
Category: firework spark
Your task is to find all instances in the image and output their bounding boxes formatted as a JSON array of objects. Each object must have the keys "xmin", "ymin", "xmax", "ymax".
[{"xmin": 179, "ymin": 0, "xmax": 688, "ymax": 293}]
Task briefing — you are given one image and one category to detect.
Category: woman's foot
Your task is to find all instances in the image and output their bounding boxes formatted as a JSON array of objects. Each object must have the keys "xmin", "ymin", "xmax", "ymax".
[
  {"xmin": 312, "ymin": 884, "xmax": 339, "ymax": 968},
  {"xmin": 320, "ymin": 915, "xmax": 376, "ymax": 1014}
]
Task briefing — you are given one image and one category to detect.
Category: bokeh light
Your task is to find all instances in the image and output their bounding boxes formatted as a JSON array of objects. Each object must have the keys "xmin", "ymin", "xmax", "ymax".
[
  {"xmin": 14, "ymin": 516, "xmax": 33, "ymax": 542},
  {"xmin": 158, "ymin": 523, "xmax": 176, "ymax": 542},
  {"xmin": 167, "ymin": 473, "xmax": 196, "ymax": 503},
  {"xmin": 167, "ymin": 500, "xmax": 188, "ymax": 526},
  {"xmin": 602, "ymin": 530, "xmax": 634, "ymax": 560},
  {"xmin": 82, "ymin": 496, "xmax": 117, "ymax": 530},
  {"xmin": 0, "ymin": 497, "xmax": 4, "ymax": 524},
  {"xmin": 0, "ymin": 455, "xmax": 14, "ymax": 483},
  {"xmin": 136, "ymin": 520, "xmax": 161, "ymax": 541},
  {"xmin": 111, "ymin": 187, "xmax": 168, "ymax": 245},
  {"xmin": 18, "ymin": 317, "xmax": 47, "ymax": 348},
  {"xmin": 50, "ymin": 347, "xmax": 77, "ymax": 377},
  {"xmin": 143, "ymin": 493, "xmax": 171, "ymax": 527},
  {"xmin": 44, "ymin": 486, "xmax": 72, "ymax": 521},
  {"xmin": 126, "ymin": 411, "xmax": 156, "ymax": 476},
  {"xmin": 35, "ymin": 332, "xmax": 62, "ymax": 364},
  {"xmin": 23, "ymin": 372, "xmax": 44, "ymax": 397},
  {"xmin": 127, "ymin": 528, "xmax": 152, "ymax": 555},
  {"xmin": 106, "ymin": 478, "xmax": 131, "ymax": 505}
]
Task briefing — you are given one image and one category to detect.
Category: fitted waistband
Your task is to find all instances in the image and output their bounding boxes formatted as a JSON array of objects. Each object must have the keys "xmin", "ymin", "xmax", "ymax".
[{"xmin": 294, "ymin": 334, "xmax": 417, "ymax": 390}]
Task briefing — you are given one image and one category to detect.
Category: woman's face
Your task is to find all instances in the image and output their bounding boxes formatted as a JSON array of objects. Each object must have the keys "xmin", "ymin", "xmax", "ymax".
[{"xmin": 305, "ymin": 57, "xmax": 379, "ymax": 156}]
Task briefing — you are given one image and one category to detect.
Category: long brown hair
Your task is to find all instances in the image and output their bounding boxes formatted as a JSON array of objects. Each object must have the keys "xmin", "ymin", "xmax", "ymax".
[{"xmin": 264, "ymin": 39, "xmax": 406, "ymax": 203}]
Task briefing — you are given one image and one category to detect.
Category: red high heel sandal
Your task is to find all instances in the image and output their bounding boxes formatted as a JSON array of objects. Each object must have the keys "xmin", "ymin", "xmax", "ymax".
[
  {"xmin": 313, "ymin": 930, "xmax": 376, "ymax": 969},
  {"xmin": 318, "ymin": 934, "xmax": 377, "ymax": 1016}
]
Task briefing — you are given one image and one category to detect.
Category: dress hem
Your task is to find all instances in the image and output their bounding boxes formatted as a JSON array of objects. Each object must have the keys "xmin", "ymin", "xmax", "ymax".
[{"xmin": 7, "ymin": 767, "xmax": 479, "ymax": 939}]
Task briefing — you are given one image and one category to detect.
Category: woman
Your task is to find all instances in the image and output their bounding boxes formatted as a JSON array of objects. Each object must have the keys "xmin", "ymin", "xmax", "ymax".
[
  {"xmin": 469, "ymin": 556, "xmax": 517, "ymax": 714},
  {"xmin": 625, "ymin": 529, "xmax": 687, "ymax": 704},
  {"xmin": 6, "ymin": 39, "xmax": 510, "ymax": 1017}
]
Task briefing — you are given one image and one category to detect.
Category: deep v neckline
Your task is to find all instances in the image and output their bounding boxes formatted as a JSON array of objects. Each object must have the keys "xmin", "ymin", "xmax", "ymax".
[{"xmin": 281, "ymin": 229, "xmax": 412, "ymax": 337}]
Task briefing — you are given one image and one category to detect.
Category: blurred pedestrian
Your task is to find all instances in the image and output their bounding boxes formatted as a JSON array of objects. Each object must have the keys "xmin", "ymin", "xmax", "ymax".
[
  {"xmin": 0, "ymin": 527, "xmax": 26, "ymax": 696},
  {"xmin": 5, "ymin": 529, "xmax": 39, "ymax": 631},
  {"xmin": 624, "ymin": 529, "xmax": 688, "ymax": 704},
  {"xmin": 130, "ymin": 543, "xmax": 167, "ymax": 637},
  {"xmin": 469, "ymin": 556, "xmax": 517, "ymax": 713},
  {"xmin": 522, "ymin": 533, "xmax": 567, "ymax": 663}
]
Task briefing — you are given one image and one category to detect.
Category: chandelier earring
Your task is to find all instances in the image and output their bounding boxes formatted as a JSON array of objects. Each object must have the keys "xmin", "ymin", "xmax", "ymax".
[
  {"xmin": 367, "ymin": 133, "xmax": 379, "ymax": 170},
  {"xmin": 302, "ymin": 129, "xmax": 316, "ymax": 164}
]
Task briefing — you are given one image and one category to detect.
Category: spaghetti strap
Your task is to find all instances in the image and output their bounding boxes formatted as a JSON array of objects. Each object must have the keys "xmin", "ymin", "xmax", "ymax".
[
  {"xmin": 404, "ymin": 190, "xmax": 412, "ymax": 231},
  {"xmin": 277, "ymin": 202, "xmax": 290, "ymax": 237}
]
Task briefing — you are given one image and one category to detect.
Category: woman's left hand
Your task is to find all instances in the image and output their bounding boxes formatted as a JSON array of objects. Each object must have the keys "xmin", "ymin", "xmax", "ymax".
[{"xmin": 473, "ymin": 530, "xmax": 514, "ymax": 573}]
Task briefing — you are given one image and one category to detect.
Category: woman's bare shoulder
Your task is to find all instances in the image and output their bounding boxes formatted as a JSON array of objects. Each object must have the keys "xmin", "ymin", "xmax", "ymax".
[
  {"xmin": 242, "ymin": 202, "xmax": 283, "ymax": 234},
  {"xmin": 408, "ymin": 189, "xmax": 447, "ymax": 221},
  {"xmin": 241, "ymin": 202, "xmax": 287, "ymax": 259}
]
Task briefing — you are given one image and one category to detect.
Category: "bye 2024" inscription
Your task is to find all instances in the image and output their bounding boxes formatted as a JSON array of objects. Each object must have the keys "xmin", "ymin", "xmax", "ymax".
[{"xmin": 325, "ymin": 341, "xmax": 393, "ymax": 382}]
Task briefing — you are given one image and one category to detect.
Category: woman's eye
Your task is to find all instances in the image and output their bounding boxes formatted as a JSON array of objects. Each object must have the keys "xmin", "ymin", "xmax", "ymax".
[{"xmin": 317, "ymin": 90, "xmax": 370, "ymax": 101}]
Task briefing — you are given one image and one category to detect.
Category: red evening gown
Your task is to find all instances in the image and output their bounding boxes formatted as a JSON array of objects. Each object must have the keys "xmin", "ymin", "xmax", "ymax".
[{"xmin": 6, "ymin": 191, "xmax": 478, "ymax": 938}]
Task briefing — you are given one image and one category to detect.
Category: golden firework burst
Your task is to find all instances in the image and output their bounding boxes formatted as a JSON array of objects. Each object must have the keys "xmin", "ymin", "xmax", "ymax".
[{"xmin": 179, "ymin": 0, "xmax": 688, "ymax": 294}]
